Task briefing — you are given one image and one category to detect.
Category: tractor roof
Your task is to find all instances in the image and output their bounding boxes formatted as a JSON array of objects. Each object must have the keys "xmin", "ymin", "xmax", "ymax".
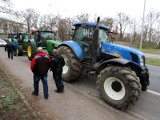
[
  {"xmin": 8, "ymin": 32, "xmax": 29, "ymax": 35},
  {"xmin": 35, "ymin": 30, "xmax": 54, "ymax": 33},
  {"xmin": 73, "ymin": 22, "xmax": 110, "ymax": 30}
]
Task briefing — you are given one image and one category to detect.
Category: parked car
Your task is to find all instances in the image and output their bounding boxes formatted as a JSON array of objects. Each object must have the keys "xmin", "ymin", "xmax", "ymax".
[{"xmin": 0, "ymin": 39, "xmax": 7, "ymax": 47}]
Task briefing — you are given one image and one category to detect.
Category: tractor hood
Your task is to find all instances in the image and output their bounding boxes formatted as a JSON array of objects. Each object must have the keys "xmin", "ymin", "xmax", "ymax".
[
  {"xmin": 101, "ymin": 42, "xmax": 144, "ymax": 65},
  {"xmin": 46, "ymin": 40, "xmax": 61, "ymax": 45},
  {"xmin": 46, "ymin": 40, "xmax": 61, "ymax": 54}
]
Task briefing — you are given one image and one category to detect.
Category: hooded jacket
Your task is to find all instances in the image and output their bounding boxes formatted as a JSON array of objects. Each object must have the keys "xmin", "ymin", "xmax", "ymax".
[{"xmin": 30, "ymin": 52, "xmax": 51, "ymax": 75}]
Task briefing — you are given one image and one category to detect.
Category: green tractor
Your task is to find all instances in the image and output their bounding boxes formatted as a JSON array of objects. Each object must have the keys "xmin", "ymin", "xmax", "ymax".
[
  {"xmin": 7, "ymin": 33, "xmax": 30, "ymax": 56},
  {"xmin": 27, "ymin": 30, "xmax": 60, "ymax": 60}
]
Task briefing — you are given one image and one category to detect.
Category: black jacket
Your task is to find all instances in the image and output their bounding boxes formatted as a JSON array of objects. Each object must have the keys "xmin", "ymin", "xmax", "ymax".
[
  {"xmin": 31, "ymin": 52, "xmax": 51, "ymax": 75},
  {"xmin": 50, "ymin": 55, "xmax": 65, "ymax": 74},
  {"xmin": 5, "ymin": 43, "xmax": 14, "ymax": 51}
]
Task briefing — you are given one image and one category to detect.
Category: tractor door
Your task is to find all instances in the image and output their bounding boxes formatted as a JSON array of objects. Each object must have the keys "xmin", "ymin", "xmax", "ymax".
[{"xmin": 73, "ymin": 25, "xmax": 94, "ymax": 59}]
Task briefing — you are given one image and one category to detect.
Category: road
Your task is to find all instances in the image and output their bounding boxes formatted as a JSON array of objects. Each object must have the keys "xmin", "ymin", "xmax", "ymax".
[
  {"xmin": 0, "ymin": 47, "xmax": 160, "ymax": 120},
  {"xmin": 147, "ymin": 65, "xmax": 160, "ymax": 93}
]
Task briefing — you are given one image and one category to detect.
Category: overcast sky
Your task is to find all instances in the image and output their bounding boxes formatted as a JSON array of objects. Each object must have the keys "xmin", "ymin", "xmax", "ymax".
[{"xmin": 10, "ymin": 0, "xmax": 160, "ymax": 20}]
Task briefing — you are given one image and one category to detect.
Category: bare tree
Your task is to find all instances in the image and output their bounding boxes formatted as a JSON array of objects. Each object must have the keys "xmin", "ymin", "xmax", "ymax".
[
  {"xmin": 146, "ymin": 9, "xmax": 160, "ymax": 43},
  {"xmin": 38, "ymin": 16, "xmax": 46, "ymax": 30},
  {"xmin": 115, "ymin": 12, "xmax": 131, "ymax": 41},
  {"xmin": 75, "ymin": 13, "xmax": 89, "ymax": 22},
  {"xmin": 44, "ymin": 14, "xmax": 60, "ymax": 31},
  {"xmin": 157, "ymin": 18, "xmax": 160, "ymax": 46},
  {"xmin": 99, "ymin": 17, "xmax": 114, "ymax": 28},
  {"xmin": 129, "ymin": 18, "xmax": 138, "ymax": 42},
  {"xmin": 57, "ymin": 17, "xmax": 74, "ymax": 41},
  {"xmin": 0, "ymin": 0, "xmax": 12, "ymax": 13},
  {"xmin": 21, "ymin": 9, "xmax": 39, "ymax": 33}
]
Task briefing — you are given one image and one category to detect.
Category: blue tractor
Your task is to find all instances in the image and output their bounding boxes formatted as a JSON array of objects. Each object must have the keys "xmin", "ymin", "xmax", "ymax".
[{"xmin": 57, "ymin": 18, "xmax": 150, "ymax": 110}]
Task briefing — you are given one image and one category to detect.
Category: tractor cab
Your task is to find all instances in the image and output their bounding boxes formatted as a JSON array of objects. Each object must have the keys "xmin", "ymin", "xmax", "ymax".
[
  {"xmin": 32, "ymin": 30, "xmax": 56, "ymax": 49},
  {"xmin": 72, "ymin": 22, "xmax": 111, "ymax": 66}
]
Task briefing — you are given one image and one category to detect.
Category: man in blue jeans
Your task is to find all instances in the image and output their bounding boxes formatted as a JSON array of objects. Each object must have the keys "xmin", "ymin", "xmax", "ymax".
[
  {"xmin": 50, "ymin": 49, "xmax": 65, "ymax": 93},
  {"xmin": 30, "ymin": 47, "xmax": 51, "ymax": 99}
]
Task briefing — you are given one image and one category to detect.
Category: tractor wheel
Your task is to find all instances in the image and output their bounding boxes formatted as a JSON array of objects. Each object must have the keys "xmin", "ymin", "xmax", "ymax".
[
  {"xmin": 97, "ymin": 65, "xmax": 141, "ymax": 110},
  {"xmin": 57, "ymin": 46, "xmax": 83, "ymax": 82},
  {"xmin": 27, "ymin": 42, "xmax": 36, "ymax": 61},
  {"xmin": 17, "ymin": 45, "xmax": 23, "ymax": 56}
]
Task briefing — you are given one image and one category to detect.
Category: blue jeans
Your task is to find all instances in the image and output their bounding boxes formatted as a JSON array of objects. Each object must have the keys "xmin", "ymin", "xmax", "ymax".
[
  {"xmin": 33, "ymin": 74, "xmax": 48, "ymax": 97},
  {"xmin": 53, "ymin": 73, "xmax": 64, "ymax": 91}
]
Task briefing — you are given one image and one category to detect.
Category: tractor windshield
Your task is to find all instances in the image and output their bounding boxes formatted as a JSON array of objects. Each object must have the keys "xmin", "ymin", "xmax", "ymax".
[
  {"xmin": 73, "ymin": 26, "xmax": 110, "ymax": 43},
  {"xmin": 40, "ymin": 32, "xmax": 56, "ymax": 41},
  {"xmin": 20, "ymin": 34, "xmax": 29, "ymax": 40}
]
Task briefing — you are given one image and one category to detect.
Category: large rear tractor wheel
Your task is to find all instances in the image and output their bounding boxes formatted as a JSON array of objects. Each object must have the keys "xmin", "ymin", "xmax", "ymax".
[
  {"xmin": 97, "ymin": 66, "xmax": 141, "ymax": 110},
  {"xmin": 57, "ymin": 46, "xmax": 83, "ymax": 82},
  {"xmin": 27, "ymin": 43, "xmax": 36, "ymax": 61},
  {"xmin": 17, "ymin": 45, "xmax": 23, "ymax": 56}
]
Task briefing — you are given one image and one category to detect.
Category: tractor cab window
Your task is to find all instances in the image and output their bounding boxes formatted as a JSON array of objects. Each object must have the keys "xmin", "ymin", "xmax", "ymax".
[
  {"xmin": 73, "ymin": 26, "xmax": 110, "ymax": 43},
  {"xmin": 20, "ymin": 34, "xmax": 29, "ymax": 41},
  {"xmin": 40, "ymin": 32, "xmax": 56, "ymax": 41},
  {"xmin": 37, "ymin": 32, "xmax": 56, "ymax": 47},
  {"xmin": 98, "ymin": 29, "xmax": 110, "ymax": 43},
  {"xmin": 73, "ymin": 26, "xmax": 94, "ymax": 42},
  {"xmin": 73, "ymin": 26, "xmax": 94, "ymax": 58}
]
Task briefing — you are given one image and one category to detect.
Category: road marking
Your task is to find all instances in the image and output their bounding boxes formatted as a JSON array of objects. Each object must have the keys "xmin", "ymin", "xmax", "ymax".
[{"xmin": 147, "ymin": 90, "xmax": 160, "ymax": 96}]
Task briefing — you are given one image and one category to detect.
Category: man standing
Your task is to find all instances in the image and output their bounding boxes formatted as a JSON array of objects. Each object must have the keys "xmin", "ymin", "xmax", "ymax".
[
  {"xmin": 30, "ymin": 47, "xmax": 51, "ymax": 99},
  {"xmin": 5, "ymin": 41, "xmax": 14, "ymax": 59},
  {"xmin": 50, "ymin": 49, "xmax": 65, "ymax": 93}
]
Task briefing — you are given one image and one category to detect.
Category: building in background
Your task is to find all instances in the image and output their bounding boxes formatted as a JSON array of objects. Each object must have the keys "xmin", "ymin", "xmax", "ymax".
[{"xmin": 0, "ymin": 17, "xmax": 27, "ymax": 39}]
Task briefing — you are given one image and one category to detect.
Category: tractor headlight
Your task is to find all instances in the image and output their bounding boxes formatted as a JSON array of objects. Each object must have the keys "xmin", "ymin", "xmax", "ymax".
[{"xmin": 140, "ymin": 56, "xmax": 145, "ymax": 66}]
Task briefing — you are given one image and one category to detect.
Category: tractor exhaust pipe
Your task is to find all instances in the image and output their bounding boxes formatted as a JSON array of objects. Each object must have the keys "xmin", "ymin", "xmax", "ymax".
[{"xmin": 91, "ymin": 17, "xmax": 100, "ymax": 69}]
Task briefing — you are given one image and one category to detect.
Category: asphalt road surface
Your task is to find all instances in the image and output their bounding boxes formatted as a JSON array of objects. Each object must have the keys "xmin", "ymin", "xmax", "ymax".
[
  {"xmin": 148, "ymin": 65, "xmax": 160, "ymax": 93},
  {"xmin": 0, "ymin": 47, "xmax": 160, "ymax": 120}
]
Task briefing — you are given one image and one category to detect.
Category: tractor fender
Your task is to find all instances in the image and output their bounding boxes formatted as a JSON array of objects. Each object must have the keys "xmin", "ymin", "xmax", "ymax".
[
  {"xmin": 96, "ymin": 58, "xmax": 142, "ymax": 75},
  {"xmin": 60, "ymin": 41, "xmax": 83, "ymax": 60}
]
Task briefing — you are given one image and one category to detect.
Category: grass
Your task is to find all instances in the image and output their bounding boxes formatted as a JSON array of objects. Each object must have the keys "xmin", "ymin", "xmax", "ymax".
[
  {"xmin": 0, "ymin": 65, "xmax": 40, "ymax": 120},
  {"xmin": 146, "ymin": 58, "xmax": 160, "ymax": 66},
  {"xmin": 0, "ymin": 91, "xmax": 17, "ymax": 110},
  {"xmin": 141, "ymin": 49, "xmax": 160, "ymax": 54}
]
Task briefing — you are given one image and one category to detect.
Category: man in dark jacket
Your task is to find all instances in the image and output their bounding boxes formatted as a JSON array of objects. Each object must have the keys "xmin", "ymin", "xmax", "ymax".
[
  {"xmin": 50, "ymin": 49, "xmax": 65, "ymax": 93},
  {"xmin": 5, "ymin": 41, "xmax": 15, "ymax": 59},
  {"xmin": 30, "ymin": 47, "xmax": 51, "ymax": 99}
]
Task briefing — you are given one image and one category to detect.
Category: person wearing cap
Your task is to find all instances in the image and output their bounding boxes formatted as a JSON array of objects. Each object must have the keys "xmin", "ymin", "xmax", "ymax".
[
  {"xmin": 30, "ymin": 47, "xmax": 51, "ymax": 99},
  {"xmin": 50, "ymin": 49, "xmax": 65, "ymax": 93}
]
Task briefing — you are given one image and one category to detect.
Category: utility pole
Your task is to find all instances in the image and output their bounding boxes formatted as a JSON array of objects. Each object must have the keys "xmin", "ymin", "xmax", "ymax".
[{"xmin": 140, "ymin": 0, "xmax": 146, "ymax": 51}]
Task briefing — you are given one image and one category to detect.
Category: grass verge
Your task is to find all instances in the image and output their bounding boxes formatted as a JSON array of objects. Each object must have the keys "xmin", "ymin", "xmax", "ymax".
[
  {"xmin": 146, "ymin": 58, "xmax": 160, "ymax": 66},
  {"xmin": 0, "ymin": 64, "xmax": 39, "ymax": 120}
]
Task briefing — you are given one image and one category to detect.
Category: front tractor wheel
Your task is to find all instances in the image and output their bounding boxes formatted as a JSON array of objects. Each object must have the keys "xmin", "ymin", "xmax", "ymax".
[
  {"xmin": 57, "ymin": 46, "xmax": 83, "ymax": 82},
  {"xmin": 97, "ymin": 66, "xmax": 141, "ymax": 110},
  {"xmin": 27, "ymin": 43, "xmax": 36, "ymax": 61}
]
